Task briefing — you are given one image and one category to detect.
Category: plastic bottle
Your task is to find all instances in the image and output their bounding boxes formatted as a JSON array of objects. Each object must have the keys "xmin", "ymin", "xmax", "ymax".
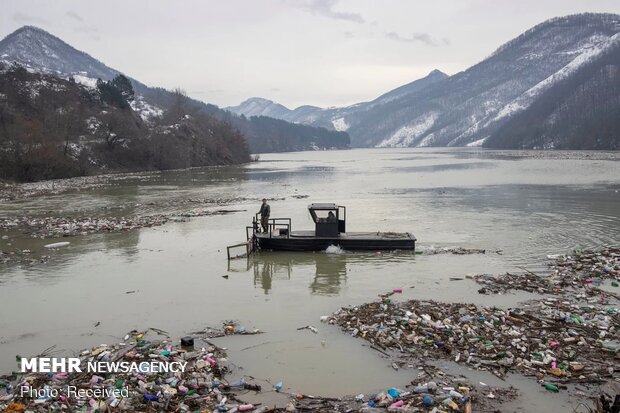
[
  {"xmin": 449, "ymin": 389, "xmax": 463, "ymax": 399},
  {"xmin": 229, "ymin": 377, "xmax": 246, "ymax": 389},
  {"xmin": 543, "ymin": 383, "xmax": 559, "ymax": 392},
  {"xmin": 387, "ymin": 388, "xmax": 400, "ymax": 398},
  {"xmin": 442, "ymin": 397, "xmax": 458, "ymax": 410},
  {"xmin": 422, "ymin": 394, "xmax": 434, "ymax": 407}
]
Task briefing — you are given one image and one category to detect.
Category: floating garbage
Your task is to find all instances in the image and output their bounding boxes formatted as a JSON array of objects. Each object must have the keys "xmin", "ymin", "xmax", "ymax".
[
  {"xmin": 327, "ymin": 290, "xmax": 618, "ymax": 388},
  {"xmin": 0, "ymin": 328, "xmax": 501, "ymax": 412},
  {"xmin": 0, "ymin": 329, "xmax": 264, "ymax": 412},
  {"xmin": 297, "ymin": 325, "xmax": 319, "ymax": 334},
  {"xmin": 43, "ymin": 241, "xmax": 70, "ymax": 249},
  {"xmin": 474, "ymin": 247, "xmax": 620, "ymax": 299},
  {"xmin": 421, "ymin": 247, "xmax": 491, "ymax": 255}
]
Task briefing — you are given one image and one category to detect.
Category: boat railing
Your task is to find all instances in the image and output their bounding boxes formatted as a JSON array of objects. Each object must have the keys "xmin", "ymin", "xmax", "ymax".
[
  {"xmin": 267, "ymin": 218, "xmax": 292, "ymax": 238},
  {"xmin": 248, "ymin": 214, "xmax": 292, "ymax": 239}
]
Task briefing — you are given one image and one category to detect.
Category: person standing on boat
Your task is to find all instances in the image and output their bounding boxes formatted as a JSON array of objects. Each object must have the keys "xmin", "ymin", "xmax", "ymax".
[{"xmin": 258, "ymin": 199, "xmax": 270, "ymax": 232}]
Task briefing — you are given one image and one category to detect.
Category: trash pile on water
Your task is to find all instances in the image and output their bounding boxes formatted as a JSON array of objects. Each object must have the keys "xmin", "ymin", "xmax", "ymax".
[
  {"xmin": 0, "ymin": 329, "xmax": 274, "ymax": 413},
  {"xmin": 0, "ymin": 175, "xmax": 111, "ymax": 201},
  {"xmin": 0, "ymin": 246, "xmax": 50, "ymax": 266},
  {"xmin": 475, "ymin": 247, "xmax": 620, "ymax": 298},
  {"xmin": 0, "ymin": 326, "xmax": 500, "ymax": 413},
  {"xmin": 0, "ymin": 209, "xmax": 242, "ymax": 239},
  {"xmin": 326, "ymin": 290, "xmax": 619, "ymax": 392},
  {"xmin": 420, "ymin": 247, "xmax": 494, "ymax": 255}
]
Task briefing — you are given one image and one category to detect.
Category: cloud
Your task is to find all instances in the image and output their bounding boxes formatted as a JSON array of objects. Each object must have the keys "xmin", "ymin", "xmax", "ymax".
[
  {"xmin": 73, "ymin": 25, "xmax": 99, "ymax": 40},
  {"xmin": 66, "ymin": 11, "xmax": 83, "ymax": 22},
  {"xmin": 299, "ymin": 0, "xmax": 364, "ymax": 24},
  {"xmin": 13, "ymin": 12, "xmax": 50, "ymax": 25},
  {"xmin": 343, "ymin": 31, "xmax": 354, "ymax": 38},
  {"xmin": 385, "ymin": 31, "xmax": 443, "ymax": 46},
  {"xmin": 74, "ymin": 25, "xmax": 97, "ymax": 34}
]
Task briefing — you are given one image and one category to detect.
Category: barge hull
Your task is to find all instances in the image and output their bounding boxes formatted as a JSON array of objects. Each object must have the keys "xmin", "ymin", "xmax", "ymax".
[{"xmin": 256, "ymin": 231, "xmax": 415, "ymax": 252}]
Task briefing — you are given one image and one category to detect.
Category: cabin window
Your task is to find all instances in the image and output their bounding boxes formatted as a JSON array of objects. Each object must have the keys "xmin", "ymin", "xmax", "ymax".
[{"xmin": 310, "ymin": 210, "xmax": 338, "ymax": 223}]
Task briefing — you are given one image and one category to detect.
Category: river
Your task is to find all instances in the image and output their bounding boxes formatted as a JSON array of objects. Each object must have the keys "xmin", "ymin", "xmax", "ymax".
[{"xmin": 1, "ymin": 148, "xmax": 619, "ymax": 411}]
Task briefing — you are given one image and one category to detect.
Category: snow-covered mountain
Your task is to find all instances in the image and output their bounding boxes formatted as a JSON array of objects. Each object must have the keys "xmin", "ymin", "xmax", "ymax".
[
  {"xmin": 226, "ymin": 68, "xmax": 448, "ymax": 132},
  {"xmin": 0, "ymin": 26, "xmax": 118, "ymax": 83},
  {"xmin": 0, "ymin": 25, "xmax": 165, "ymax": 122},
  {"xmin": 484, "ymin": 40, "xmax": 620, "ymax": 150},
  {"xmin": 225, "ymin": 97, "xmax": 293, "ymax": 118},
  {"xmin": 228, "ymin": 13, "xmax": 620, "ymax": 149},
  {"xmin": 0, "ymin": 26, "xmax": 349, "ymax": 153}
]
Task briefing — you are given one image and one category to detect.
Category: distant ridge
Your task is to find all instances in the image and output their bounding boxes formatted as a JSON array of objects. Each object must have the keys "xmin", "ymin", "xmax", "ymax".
[
  {"xmin": 0, "ymin": 25, "xmax": 350, "ymax": 154},
  {"xmin": 227, "ymin": 13, "xmax": 620, "ymax": 150}
]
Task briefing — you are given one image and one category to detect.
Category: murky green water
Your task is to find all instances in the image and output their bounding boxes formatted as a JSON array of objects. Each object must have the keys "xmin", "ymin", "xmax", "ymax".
[{"xmin": 1, "ymin": 148, "xmax": 619, "ymax": 410}]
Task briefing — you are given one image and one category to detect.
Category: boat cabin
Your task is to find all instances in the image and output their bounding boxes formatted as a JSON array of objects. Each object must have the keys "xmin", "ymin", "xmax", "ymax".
[{"xmin": 308, "ymin": 203, "xmax": 346, "ymax": 237}]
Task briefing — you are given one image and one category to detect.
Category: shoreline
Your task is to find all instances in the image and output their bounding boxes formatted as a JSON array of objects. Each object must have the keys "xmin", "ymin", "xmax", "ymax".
[{"xmin": 2, "ymin": 148, "xmax": 618, "ymax": 202}]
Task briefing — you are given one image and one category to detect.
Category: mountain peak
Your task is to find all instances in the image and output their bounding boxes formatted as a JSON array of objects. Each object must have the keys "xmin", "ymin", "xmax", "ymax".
[
  {"xmin": 491, "ymin": 12, "xmax": 620, "ymax": 58},
  {"xmin": 244, "ymin": 97, "xmax": 278, "ymax": 105},
  {"xmin": 0, "ymin": 25, "xmax": 118, "ymax": 80},
  {"xmin": 370, "ymin": 68, "xmax": 449, "ymax": 104},
  {"xmin": 226, "ymin": 97, "xmax": 292, "ymax": 118},
  {"xmin": 427, "ymin": 69, "xmax": 448, "ymax": 78}
]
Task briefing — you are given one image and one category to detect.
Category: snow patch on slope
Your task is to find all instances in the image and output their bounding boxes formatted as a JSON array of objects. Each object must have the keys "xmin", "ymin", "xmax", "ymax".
[
  {"xmin": 130, "ymin": 96, "xmax": 163, "ymax": 121},
  {"xmin": 331, "ymin": 117, "xmax": 349, "ymax": 131},
  {"xmin": 71, "ymin": 72, "xmax": 98, "ymax": 88},
  {"xmin": 376, "ymin": 112, "xmax": 438, "ymax": 147},
  {"xmin": 491, "ymin": 32, "xmax": 620, "ymax": 123},
  {"xmin": 466, "ymin": 137, "xmax": 488, "ymax": 147}
]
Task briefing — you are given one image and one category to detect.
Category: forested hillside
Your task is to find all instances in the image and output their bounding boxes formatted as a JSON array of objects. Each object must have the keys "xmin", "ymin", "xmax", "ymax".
[
  {"xmin": 0, "ymin": 26, "xmax": 350, "ymax": 156},
  {"xmin": 235, "ymin": 116, "xmax": 350, "ymax": 153},
  {"xmin": 484, "ymin": 43, "xmax": 620, "ymax": 149},
  {"xmin": 0, "ymin": 64, "xmax": 249, "ymax": 182}
]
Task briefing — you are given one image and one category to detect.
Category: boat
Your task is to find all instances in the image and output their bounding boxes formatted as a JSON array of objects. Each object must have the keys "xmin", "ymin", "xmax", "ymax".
[{"xmin": 248, "ymin": 203, "xmax": 415, "ymax": 252}]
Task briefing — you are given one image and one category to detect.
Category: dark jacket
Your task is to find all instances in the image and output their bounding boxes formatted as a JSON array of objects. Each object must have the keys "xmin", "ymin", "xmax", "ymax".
[{"xmin": 259, "ymin": 204, "xmax": 270, "ymax": 217}]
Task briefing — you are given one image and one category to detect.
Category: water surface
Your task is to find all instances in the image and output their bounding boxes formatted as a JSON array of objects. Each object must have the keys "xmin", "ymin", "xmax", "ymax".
[{"xmin": 1, "ymin": 148, "xmax": 618, "ymax": 410}]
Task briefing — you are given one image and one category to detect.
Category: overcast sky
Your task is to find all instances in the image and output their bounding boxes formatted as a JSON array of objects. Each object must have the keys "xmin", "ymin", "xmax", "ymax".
[{"xmin": 2, "ymin": 0, "xmax": 620, "ymax": 108}]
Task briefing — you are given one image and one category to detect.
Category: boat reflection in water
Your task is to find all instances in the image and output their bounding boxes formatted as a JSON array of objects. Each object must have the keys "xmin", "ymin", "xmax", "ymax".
[
  {"xmin": 229, "ymin": 252, "xmax": 348, "ymax": 295},
  {"xmin": 228, "ymin": 250, "xmax": 416, "ymax": 295}
]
